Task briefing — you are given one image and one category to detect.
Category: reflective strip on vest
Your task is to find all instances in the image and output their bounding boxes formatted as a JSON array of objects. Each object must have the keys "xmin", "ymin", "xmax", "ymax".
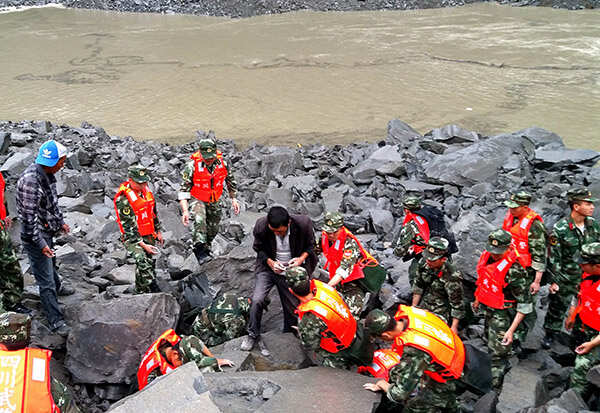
[
  {"xmin": 137, "ymin": 329, "xmax": 181, "ymax": 390},
  {"xmin": 0, "ymin": 348, "xmax": 60, "ymax": 413},
  {"xmin": 402, "ymin": 212, "xmax": 430, "ymax": 254},
  {"xmin": 576, "ymin": 273, "xmax": 600, "ymax": 331},
  {"xmin": 113, "ymin": 182, "xmax": 157, "ymax": 238},
  {"xmin": 189, "ymin": 151, "xmax": 228, "ymax": 203},
  {"xmin": 474, "ymin": 250, "xmax": 518, "ymax": 310},
  {"xmin": 392, "ymin": 305, "xmax": 465, "ymax": 383},
  {"xmin": 0, "ymin": 172, "xmax": 6, "ymax": 221},
  {"xmin": 321, "ymin": 228, "xmax": 378, "ymax": 284},
  {"xmin": 296, "ymin": 280, "xmax": 357, "ymax": 353},
  {"xmin": 501, "ymin": 209, "xmax": 543, "ymax": 268}
]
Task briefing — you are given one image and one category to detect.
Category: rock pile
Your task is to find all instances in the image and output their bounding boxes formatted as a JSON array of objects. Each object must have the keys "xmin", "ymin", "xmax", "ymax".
[{"xmin": 0, "ymin": 118, "xmax": 598, "ymax": 411}]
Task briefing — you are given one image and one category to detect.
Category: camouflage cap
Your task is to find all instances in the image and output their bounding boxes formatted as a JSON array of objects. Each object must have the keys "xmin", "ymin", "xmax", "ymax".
[
  {"xmin": 402, "ymin": 196, "xmax": 422, "ymax": 211},
  {"xmin": 198, "ymin": 138, "xmax": 218, "ymax": 159},
  {"xmin": 423, "ymin": 237, "xmax": 449, "ymax": 261},
  {"xmin": 285, "ymin": 266, "xmax": 309, "ymax": 289},
  {"xmin": 504, "ymin": 191, "xmax": 532, "ymax": 208},
  {"xmin": 579, "ymin": 242, "xmax": 600, "ymax": 265},
  {"xmin": 567, "ymin": 187, "xmax": 597, "ymax": 203},
  {"xmin": 322, "ymin": 212, "xmax": 344, "ymax": 233},
  {"xmin": 365, "ymin": 309, "xmax": 394, "ymax": 336},
  {"xmin": 0, "ymin": 312, "xmax": 31, "ymax": 347},
  {"xmin": 486, "ymin": 229, "xmax": 512, "ymax": 255},
  {"xmin": 128, "ymin": 164, "xmax": 150, "ymax": 183}
]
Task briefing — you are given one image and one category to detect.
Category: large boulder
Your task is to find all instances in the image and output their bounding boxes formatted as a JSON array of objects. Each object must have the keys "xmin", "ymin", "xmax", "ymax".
[
  {"xmin": 497, "ymin": 360, "xmax": 547, "ymax": 413},
  {"xmin": 65, "ymin": 293, "xmax": 180, "ymax": 384}
]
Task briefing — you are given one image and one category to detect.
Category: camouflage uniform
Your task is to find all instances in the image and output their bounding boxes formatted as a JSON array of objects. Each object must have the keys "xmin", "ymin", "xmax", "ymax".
[
  {"xmin": 178, "ymin": 138, "xmax": 237, "ymax": 251},
  {"xmin": 545, "ymin": 189, "xmax": 600, "ymax": 334},
  {"xmin": 478, "ymin": 230, "xmax": 533, "ymax": 390},
  {"xmin": 0, "ymin": 223, "xmax": 24, "ymax": 311},
  {"xmin": 413, "ymin": 238, "xmax": 465, "ymax": 324},
  {"xmin": 146, "ymin": 334, "xmax": 220, "ymax": 385},
  {"xmin": 0, "ymin": 312, "xmax": 81, "ymax": 413},
  {"xmin": 191, "ymin": 293, "xmax": 251, "ymax": 346},
  {"xmin": 394, "ymin": 196, "xmax": 428, "ymax": 286},
  {"xmin": 114, "ymin": 165, "xmax": 162, "ymax": 294}
]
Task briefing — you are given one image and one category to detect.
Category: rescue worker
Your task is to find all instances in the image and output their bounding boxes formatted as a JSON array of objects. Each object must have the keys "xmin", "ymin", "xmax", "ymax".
[
  {"xmin": 363, "ymin": 307, "xmax": 465, "ymax": 413},
  {"xmin": 501, "ymin": 191, "xmax": 547, "ymax": 345},
  {"xmin": 543, "ymin": 187, "xmax": 600, "ymax": 349},
  {"xmin": 0, "ymin": 311, "xmax": 81, "ymax": 412},
  {"xmin": 114, "ymin": 165, "xmax": 163, "ymax": 294},
  {"xmin": 320, "ymin": 211, "xmax": 385, "ymax": 317},
  {"xmin": 286, "ymin": 266, "xmax": 373, "ymax": 369},
  {"xmin": 565, "ymin": 242, "xmax": 600, "ymax": 400},
  {"xmin": 178, "ymin": 137, "xmax": 240, "ymax": 264},
  {"xmin": 411, "ymin": 237, "xmax": 465, "ymax": 333},
  {"xmin": 472, "ymin": 229, "xmax": 533, "ymax": 390},
  {"xmin": 0, "ymin": 172, "xmax": 29, "ymax": 314},
  {"xmin": 137, "ymin": 328, "xmax": 234, "ymax": 390},
  {"xmin": 191, "ymin": 292, "xmax": 251, "ymax": 346}
]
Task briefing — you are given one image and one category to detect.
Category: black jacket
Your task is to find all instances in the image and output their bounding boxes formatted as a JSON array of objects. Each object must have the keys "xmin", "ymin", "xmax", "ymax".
[{"xmin": 252, "ymin": 214, "xmax": 317, "ymax": 275}]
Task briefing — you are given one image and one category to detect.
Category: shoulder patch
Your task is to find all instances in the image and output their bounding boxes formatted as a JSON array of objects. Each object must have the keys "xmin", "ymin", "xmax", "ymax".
[
  {"xmin": 549, "ymin": 235, "xmax": 558, "ymax": 246},
  {"xmin": 343, "ymin": 250, "xmax": 353, "ymax": 259},
  {"xmin": 122, "ymin": 206, "xmax": 131, "ymax": 215}
]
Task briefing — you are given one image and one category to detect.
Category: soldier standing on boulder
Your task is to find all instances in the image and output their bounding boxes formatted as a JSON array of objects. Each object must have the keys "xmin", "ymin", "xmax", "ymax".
[
  {"xmin": 320, "ymin": 211, "xmax": 386, "ymax": 318},
  {"xmin": 543, "ymin": 188, "xmax": 600, "ymax": 349},
  {"xmin": 114, "ymin": 165, "xmax": 163, "ymax": 294},
  {"xmin": 565, "ymin": 242, "xmax": 600, "ymax": 400},
  {"xmin": 472, "ymin": 229, "xmax": 533, "ymax": 390},
  {"xmin": 191, "ymin": 292, "xmax": 251, "ymax": 346},
  {"xmin": 411, "ymin": 237, "xmax": 465, "ymax": 333},
  {"xmin": 17, "ymin": 140, "xmax": 75, "ymax": 337},
  {"xmin": 178, "ymin": 137, "xmax": 240, "ymax": 264},
  {"xmin": 0, "ymin": 172, "xmax": 29, "ymax": 314}
]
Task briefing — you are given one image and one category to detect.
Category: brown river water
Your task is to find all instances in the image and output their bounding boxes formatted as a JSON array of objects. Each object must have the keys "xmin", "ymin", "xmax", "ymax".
[{"xmin": 0, "ymin": 4, "xmax": 599, "ymax": 149}]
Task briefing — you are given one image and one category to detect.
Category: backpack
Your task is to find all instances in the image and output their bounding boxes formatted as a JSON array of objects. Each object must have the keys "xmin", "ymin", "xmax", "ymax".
[{"xmin": 415, "ymin": 205, "xmax": 459, "ymax": 255}]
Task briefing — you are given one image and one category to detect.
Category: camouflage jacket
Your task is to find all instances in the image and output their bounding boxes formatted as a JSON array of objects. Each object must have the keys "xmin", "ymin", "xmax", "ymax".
[
  {"xmin": 412, "ymin": 259, "xmax": 465, "ymax": 322},
  {"xmin": 506, "ymin": 214, "xmax": 548, "ymax": 272},
  {"xmin": 191, "ymin": 295, "xmax": 251, "ymax": 346},
  {"xmin": 549, "ymin": 216, "xmax": 600, "ymax": 288},
  {"xmin": 393, "ymin": 220, "xmax": 426, "ymax": 258},
  {"xmin": 51, "ymin": 377, "xmax": 82, "ymax": 413},
  {"xmin": 481, "ymin": 258, "xmax": 534, "ymax": 315},
  {"xmin": 115, "ymin": 193, "xmax": 161, "ymax": 245},
  {"xmin": 178, "ymin": 155, "xmax": 237, "ymax": 200}
]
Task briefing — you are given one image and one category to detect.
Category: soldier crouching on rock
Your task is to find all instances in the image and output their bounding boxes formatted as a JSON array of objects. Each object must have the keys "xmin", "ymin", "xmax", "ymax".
[
  {"xmin": 137, "ymin": 329, "xmax": 234, "ymax": 390},
  {"xmin": 114, "ymin": 165, "xmax": 163, "ymax": 294}
]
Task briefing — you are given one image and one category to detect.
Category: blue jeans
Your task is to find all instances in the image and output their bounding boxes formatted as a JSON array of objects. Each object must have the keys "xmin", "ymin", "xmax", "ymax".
[{"xmin": 22, "ymin": 233, "xmax": 63, "ymax": 327}]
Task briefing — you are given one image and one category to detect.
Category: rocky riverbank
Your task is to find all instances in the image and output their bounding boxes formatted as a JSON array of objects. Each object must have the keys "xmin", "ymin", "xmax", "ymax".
[
  {"xmin": 0, "ymin": 0, "xmax": 598, "ymax": 16},
  {"xmin": 0, "ymin": 119, "xmax": 599, "ymax": 412}
]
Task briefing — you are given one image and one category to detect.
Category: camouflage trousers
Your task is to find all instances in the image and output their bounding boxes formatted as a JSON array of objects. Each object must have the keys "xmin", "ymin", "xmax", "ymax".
[
  {"xmin": 189, "ymin": 199, "xmax": 222, "ymax": 248},
  {"xmin": 192, "ymin": 312, "xmax": 247, "ymax": 347},
  {"xmin": 0, "ymin": 225, "xmax": 23, "ymax": 310},
  {"xmin": 319, "ymin": 349, "xmax": 354, "ymax": 370},
  {"xmin": 337, "ymin": 281, "xmax": 366, "ymax": 319},
  {"xmin": 51, "ymin": 377, "xmax": 82, "ymax": 413},
  {"xmin": 543, "ymin": 281, "xmax": 578, "ymax": 333},
  {"xmin": 179, "ymin": 335, "xmax": 221, "ymax": 372},
  {"xmin": 569, "ymin": 327, "xmax": 600, "ymax": 399},
  {"xmin": 483, "ymin": 306, "xmax": 515, "ymax": 390},
  {"xmin": 404, "ymin": 378, "xmax": 458, "ymax": 413},
  {"xmin": 515, "ymin": 267, "xmax": 537, "ymax": 342},
  {"xmin": 124, "ymin": 236, "xmax": 156, "ymax": 294},
  {"xmin": 408, "ymin": 257, "xmax": 420, "ymax": 287}
]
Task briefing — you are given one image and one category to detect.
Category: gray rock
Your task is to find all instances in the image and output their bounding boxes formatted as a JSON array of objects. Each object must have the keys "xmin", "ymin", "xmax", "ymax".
[
  {"xmin": 474, "ymin": 391, "xmax": 498, "ymax": 413},
  {"xmin": 542, "ymin": 389, "xmax": 588, "ymax": 412},
  {"xmin": 587, "ymin": 365, "xmax": 600, "ymax": 386},
  {"xmin": 59, "ymin": 196, "xmax": 92, "ymax": 213},
  {"xmin": 497, "ymin": 360, "xmax": 545, "ymax": 413},
  {"xmin": 105, "ymin": 265, "xmax": 136, "ymax": 285},
  {"xmin": 369, "ymin": 209, "xmax": 394, "ymax": 238},
  {"xmin": 65, "ymin": 293, "xmax": 180, "ymax": 384},
  {"xmin": 386, "ymin": 119, "xmax": 422, "ymax": 146},
  {"xmin": 9, "ymin": 133, "xmax": 30, "ymax": 147},
  {"xmin": 108, "ymin": 363, "xmax": 219, "ymax": 413},
  {"xmin": 0, "ymin": 132, "xmax": 11, "ymax": 154},
  {"xmin": 426, "ymin": 124, "xmax": 479, "ymax": 144},
  {"xmin": 0, "ymin": 150, "xmax": 33, "ymax": 174},
  {"xmin": 535, "ymin": 148, "xmax": 600, "ymax": 168},
  {"xmin": 517, "ymin": 127, "xmax": 564, "ymax": 149},
  {"xmin": 351, "ymin": 158, "xmax": 378, "ymax": 184},
  {"xmin": 263, "ymin": 187, "xmax": 294, "ymax": 210}
]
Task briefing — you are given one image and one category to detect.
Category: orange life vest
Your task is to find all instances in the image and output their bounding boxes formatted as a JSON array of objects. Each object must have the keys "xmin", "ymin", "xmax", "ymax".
[
  {"xmin": 189, "ymin": 151, "xmax": 228, "ymax": 203},
  {"xmin": 321, "ymin": 227, "xmax": 378, "ymax": 284},
  {"xmin": 0, "ymin": 347, "xmax": 60, "ymax": 413},
  {"xmin": 114, "ymin": 181, "xmax": 157, "ymax": 238},
  {"xmin": 296, "ymin": 280, "xmax": 357, "ymax": 353},
  {"xmin": 402, "ymin": 211, "xmax": 430, "ymax": 254},
  {"xmin": 357, "ymin": 348, "xmax": 402, "ymax": 381},
  {"xmin": 392, "ymin": 305, "xmax": 465, "ymax": 383},
  {"xmin": 573, "ymin": 273, "xmax": 600, "ymax": 331},
  {"xmin": 474, "ymin": 249, "xmax": 519, "ymax": 310},
  {"xmin": 501, "ymin": 208, "xmax": 543, "ymax": 268},
  {"xmin": 137, "ymin": 329, "xmax": 181, "ymax": 390},
  {"xmin": 0, "ymin": 172, "xmax": 6, "ymax": 221}
]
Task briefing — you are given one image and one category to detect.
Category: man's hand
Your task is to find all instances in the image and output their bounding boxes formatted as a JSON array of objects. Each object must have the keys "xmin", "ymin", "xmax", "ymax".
[
  {"xmin": 529, "ymin": 281, "xmax": 541, "ymax": 295},
  {"xmin": 156, "ymin": 231, "xmax": 164, "ymax": 247},
  {"xmin": 181, "ymin": 211, "xmax": 190, "ymax": 226},
  {"xmin": 140, "ymin": 242, "xmax": 159, "ymax": 255},
  {"xmin": 217, "ymin": 358, "xmax": 235, "ymax": 368},
  {"xmin": 363, "ymin": 380, "xmax": 389, "ymax": 393},
  {"xmin": 471, "ymin": 300, "xmax": 480, "ymax": 314},
  {"xmin": 231, "ymin": 199, "xmax": 240, "ymax": 215},
  {"xmin": 288, "ymin": 257, "xmax": 304, "ymax": 267},
  {"xmin": 42, "ymin": 246, "xmax": 55, "ymax": 258},
  {"xmin": 3, "ymin": 217, "xmax": 12, "ymax": 229},
  {"xmin": 268, "ymin": 259, "xmax": 285, "ymax": 274},
  {"xmin": 549, "ymin": 283, "xmax": 560, "ymax": 294},
  {"xmin": 575, "ymin": 341, "xmax": 594, "ymax": 355},
  {"xmin": 61, "ymin": 223, "xmax": 70, "ymax": 234},
  {"xmin": 501, "ymin": 330, "xmax": 514, "ymax": 346}
]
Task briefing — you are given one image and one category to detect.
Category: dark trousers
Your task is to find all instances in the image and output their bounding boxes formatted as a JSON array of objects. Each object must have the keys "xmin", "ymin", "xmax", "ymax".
[
  {"xmin": 22, "ymin": 233, "xmax": 63, "ymax": 327},
  {"xmin": 248, "ymin": 269, "xmax": 299, "ymax": 338}
]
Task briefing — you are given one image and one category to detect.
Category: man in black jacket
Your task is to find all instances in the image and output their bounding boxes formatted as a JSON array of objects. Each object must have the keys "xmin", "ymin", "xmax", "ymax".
[{"xmin": 242, "ymin": 206, "xmax": 317, "ymax": 355}]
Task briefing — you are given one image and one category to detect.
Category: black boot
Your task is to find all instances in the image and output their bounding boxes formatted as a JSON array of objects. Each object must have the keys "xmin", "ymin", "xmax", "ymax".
[
  {"xmin": 193, "ymin": 243, "xmax": 211, "ymax": 265},
  {"xmin": 541, "ymin": 330, "xmax": 554, "ymax": 349}
]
